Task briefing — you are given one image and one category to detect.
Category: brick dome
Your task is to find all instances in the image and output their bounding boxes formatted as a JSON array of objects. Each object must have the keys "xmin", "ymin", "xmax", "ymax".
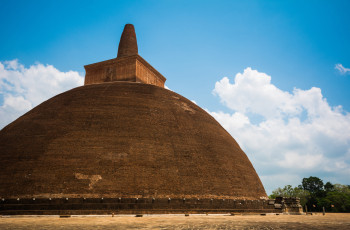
[{"xmin": 0, "ymin": 82, "xmax": 267, "ymax": 200}]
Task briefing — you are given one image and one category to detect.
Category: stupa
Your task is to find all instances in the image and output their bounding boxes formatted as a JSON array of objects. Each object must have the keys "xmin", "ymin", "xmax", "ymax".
[{"xmin": 0, "ymin": 24, "xmax": 279, "ymax": 215}]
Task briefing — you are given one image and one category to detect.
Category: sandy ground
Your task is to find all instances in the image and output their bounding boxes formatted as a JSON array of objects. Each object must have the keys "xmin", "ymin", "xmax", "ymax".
[{"xmin": 1, "ymin": 213, "xmax": 350, "ymax": 229}]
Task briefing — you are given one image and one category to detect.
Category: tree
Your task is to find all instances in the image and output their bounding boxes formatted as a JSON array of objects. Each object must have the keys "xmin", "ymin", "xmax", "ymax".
[
  {"xmin": 269, "ymin": 185, "xmax": 309, "ymax": 206},
  {"xmin": 292, "ymin": 187, "xmax": 310, "ymax": 207},
  {"xmin": 302, "ymin": 176, "xmax": 324, "ymax": 195},
  {"xmin": 269, "ymin": 178, "xmax": 350, "ymax": 212},
  {"xmin": 270, "ymin": 185, "xmax": 293, "ymax": 198},
  {"xmin": 320, "ymin": 190, "xmax": 350, "ymax": 212},
  {"xmin": 324, "ymin": 182, "xmax": 334, "ymax": 192},
  {"xmin": 333, "ymin": 184, "xmax": 350, "ymax": 194}
]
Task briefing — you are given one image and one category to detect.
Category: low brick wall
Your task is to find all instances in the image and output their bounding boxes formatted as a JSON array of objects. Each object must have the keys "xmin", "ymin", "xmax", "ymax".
[{"xmin": 0, "ymin": 198, "xmax": 280, "ymax": 215}]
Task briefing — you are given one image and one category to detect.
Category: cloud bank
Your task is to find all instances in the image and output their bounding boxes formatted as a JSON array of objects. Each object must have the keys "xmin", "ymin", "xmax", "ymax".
[
  {"xmin": 0, "ymin": 60, "xmax": 84, "ymax": 128},
  {"xmin": 210, "ymin": 67, "xmax": 350, "ymax": 194}
]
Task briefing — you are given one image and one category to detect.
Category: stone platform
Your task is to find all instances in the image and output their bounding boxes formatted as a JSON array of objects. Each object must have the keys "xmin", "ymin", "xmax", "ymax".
[{"xmin": 0, "ymin": 198, "xmax": 280, "ymax": 215}]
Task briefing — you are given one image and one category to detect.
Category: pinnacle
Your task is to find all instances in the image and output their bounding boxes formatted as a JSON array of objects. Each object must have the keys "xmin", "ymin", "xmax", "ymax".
[{"xmin": 117, "ymin": 24, "xmax": 138, "ymax": 58}]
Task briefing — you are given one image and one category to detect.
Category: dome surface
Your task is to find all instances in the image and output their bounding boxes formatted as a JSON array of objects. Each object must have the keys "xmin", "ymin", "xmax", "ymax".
[{"xmin": 0, "ymin": 82, "xmax": 266, "ymax": 200}]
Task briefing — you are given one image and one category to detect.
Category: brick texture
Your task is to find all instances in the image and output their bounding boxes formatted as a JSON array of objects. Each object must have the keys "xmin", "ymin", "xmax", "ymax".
[{"xmin": 0, "ymin": 82, "xmax": 267, "ymax": 201}]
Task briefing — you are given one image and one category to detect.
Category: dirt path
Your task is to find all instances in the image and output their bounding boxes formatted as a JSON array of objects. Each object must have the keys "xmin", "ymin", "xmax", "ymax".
[{"xmin": 1, "ymin": 213, "xmax": 350, "ymax": 229}]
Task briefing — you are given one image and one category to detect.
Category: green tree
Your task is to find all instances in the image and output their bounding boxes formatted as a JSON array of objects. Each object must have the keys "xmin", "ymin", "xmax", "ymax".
[
  {"xmin": 301, "ymin": 176, "xmax": 325, "ymax": 211},
  {"xmin": 270, "ymin": 185, "xmax": 294, "ymax": 198},
  {"xmin": 292, "ymin": 187, "xmax": 310, "ymax": 207},
  {"xmin": 333, "ymin": 184, "xmax": 350, "ymax": 194},
  {"xmin": 270, "ymin": 178, "xmax": 350, "ymax": 212},
  {"xmin": 320, "ymin": 189, "xmax": 350, "ymax": 212},
  {"xmin": 324, "ymin": 182, "xmax": 334, "ymax": 192},
  {"xmin": 302, "ymin": 176, "xmax": 324, "ymax": 194},
  {"xmin": 269, "ymin": 185, "xmax": 309, "ymax": 206}
]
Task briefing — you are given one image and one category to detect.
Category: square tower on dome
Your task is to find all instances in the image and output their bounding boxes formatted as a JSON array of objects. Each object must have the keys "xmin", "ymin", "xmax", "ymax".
[{"xmin": 84, "ymin": 24, "xmax": 166, "ymax": 88}]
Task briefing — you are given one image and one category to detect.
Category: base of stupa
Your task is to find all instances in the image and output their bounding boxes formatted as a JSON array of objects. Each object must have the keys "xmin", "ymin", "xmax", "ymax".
[{"xmin": 1, "ymin": 198, "xmax": 283, "ymax": 215}]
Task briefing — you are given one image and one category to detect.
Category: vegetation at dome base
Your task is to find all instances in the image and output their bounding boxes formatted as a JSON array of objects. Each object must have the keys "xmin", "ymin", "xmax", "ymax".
[{"xmin": 269, "ymin": 176, "xmax": 350, "ymax": 213}]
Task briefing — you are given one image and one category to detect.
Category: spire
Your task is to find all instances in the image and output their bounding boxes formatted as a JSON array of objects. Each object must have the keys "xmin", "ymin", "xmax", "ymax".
[
  {"xmin": 84, "ymin": 24, "xmax": 165, "ymax": 87},
  {"xmin": 117, "ymin": 24, "xmax": 138, "ymax": 58}
]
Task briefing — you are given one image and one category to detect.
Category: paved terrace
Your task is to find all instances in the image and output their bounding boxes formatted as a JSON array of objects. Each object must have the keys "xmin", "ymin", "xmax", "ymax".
[{"xmin": 1, "ymin": 213, "xmax": 350, "ymax": 229}]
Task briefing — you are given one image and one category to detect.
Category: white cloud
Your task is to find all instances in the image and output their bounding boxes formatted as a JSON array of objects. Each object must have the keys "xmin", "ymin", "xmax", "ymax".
[
  {"xmin": 0, "ymin": 60, "xmax": 84, "ymax": 129},
  {"xmin": 210, "ymin": 67, "xmax": 350, "ymax": 194},
  {"xmin": 277, "ymin": 152, "xmax": 324, "ymax": 170},
  {"xmin": 335, "ymin": 63, "xmax": 350, "ymax": 75},
  {"xmin": 216, "ymin": 70, "xmax": 300, "ymax": 119}
]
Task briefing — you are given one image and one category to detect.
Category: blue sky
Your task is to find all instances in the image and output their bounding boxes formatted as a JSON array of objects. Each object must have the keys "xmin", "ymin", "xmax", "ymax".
[{"xmin": 1, "ymin": 0, "xmax": 350, "ymax": 194}]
